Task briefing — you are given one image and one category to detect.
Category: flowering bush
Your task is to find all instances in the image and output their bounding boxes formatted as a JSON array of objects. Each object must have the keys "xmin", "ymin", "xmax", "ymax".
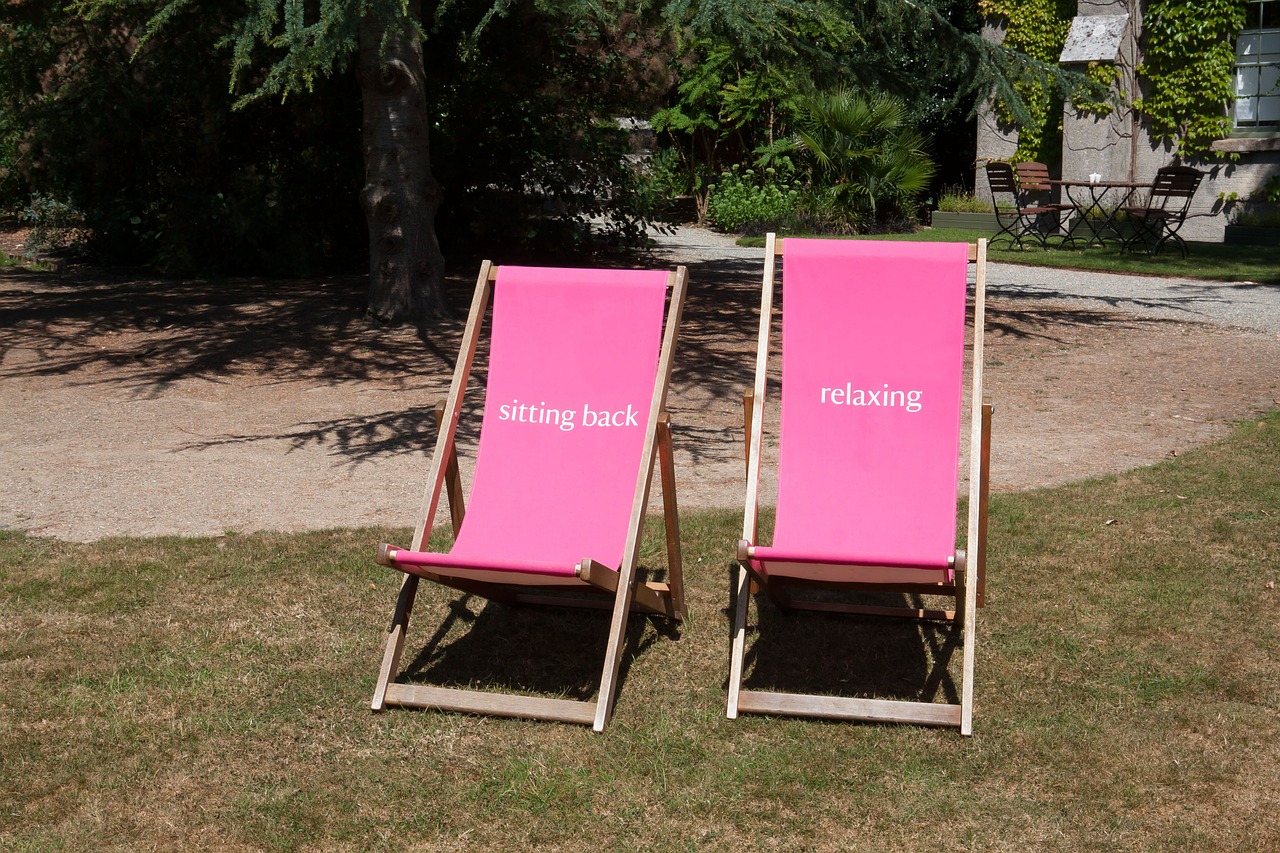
[{"xmin": 707, "ymin": 165, "xmax": 801, "ymax": 233}]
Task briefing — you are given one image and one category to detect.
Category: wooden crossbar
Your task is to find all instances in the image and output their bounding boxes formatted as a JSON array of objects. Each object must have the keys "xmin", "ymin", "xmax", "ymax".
[
  {"xmin": 383, "ymin": 683, "xmax": 599, "ymax": 726},
  {"xmin": 735, "ymin": 690, "xmax": 963, "ymax": 727},
  {"xmin": 770, "ymin": 237, "xmax": 980, "ymax": 262}
]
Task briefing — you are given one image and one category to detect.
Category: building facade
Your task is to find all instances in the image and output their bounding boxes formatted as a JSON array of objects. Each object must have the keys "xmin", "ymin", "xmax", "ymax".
[{"xmin": 977, "ymin": 0, "xmax": 1279, "ymax": 241}]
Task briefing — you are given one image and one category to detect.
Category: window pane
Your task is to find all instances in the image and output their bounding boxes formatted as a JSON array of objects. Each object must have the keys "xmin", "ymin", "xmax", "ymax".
[
  {"xmin": 1234, "ymin": 3, "xmax": 1278, "ymax": 126},
  {"xmin": 1263, "ymin": 1, "xmax": 1280, "ymax": 28},
  {"xmin": 1237, "ymin": 67, "xmax": 1260, "ymax": 96},
  {"xmin": 1237, "ymin": 94, "xmax": 1257, "ymax": 122},
  {"xmin": 1261, "ymin": 64, "xmax": 1280, "ymax": 95},
  {"xmin": 1261, "ymin": 33, "xmax": 1280, "ymax": 60}
]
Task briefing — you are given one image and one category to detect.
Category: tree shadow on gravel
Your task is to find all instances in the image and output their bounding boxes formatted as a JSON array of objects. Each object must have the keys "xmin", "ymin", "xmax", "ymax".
[
  {"xmin": 178, "ymin": 403, "xmax": 484, "ymax": 465},
  {"xmin": 0, "ymin": 251, "xmax": 1192, "ymax": 466},
  {"xmin": 0, "ymin": 268, "xmax": 469, "ymax": 390},
  {"xmin": 986, "ymin": 281, "xmax": 1231, "ymax": 332},
  {"xmin": 984, "ymin": 299, "xmax": 1175, "ymax": 343}
]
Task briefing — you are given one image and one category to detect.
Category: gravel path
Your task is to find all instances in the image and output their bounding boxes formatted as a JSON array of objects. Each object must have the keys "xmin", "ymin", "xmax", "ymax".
[
  {"xmin": 986, "ymin": 264, "xmax": 1280, "ymax": 336},
  {"xmin": 1, "ymin": 227, "xmax": 1277, "ymax": 542},
  {"xmin": 651, "ymin": 225, "xmax": 1280, "ymax": 335}
]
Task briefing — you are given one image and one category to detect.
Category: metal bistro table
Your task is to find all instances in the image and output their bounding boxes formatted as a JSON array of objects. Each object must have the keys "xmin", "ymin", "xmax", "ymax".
[{"xmin": 1051, "ymin": 179, "xmax": 1152, "ymax": 249}]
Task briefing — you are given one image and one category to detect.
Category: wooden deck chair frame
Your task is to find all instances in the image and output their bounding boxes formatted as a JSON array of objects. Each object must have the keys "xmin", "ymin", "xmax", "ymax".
[
  {"xmin": 1015, "ymin": 161, "xmax": 1079, "ymax": 249},
  {"xmin": 986, "ymin": 160, "xmax": 1058, "ymax": 250},
  {"xmin": 727, "ymin": 234, "xmax": 994, "ymax": 735},
  {"xmin": 371, "ymin": 261, "xmax": 688, "ymax": 732},
  {"xmin": 1120, "ymin": 165, "xmax": 1204, "ymax": 259}
]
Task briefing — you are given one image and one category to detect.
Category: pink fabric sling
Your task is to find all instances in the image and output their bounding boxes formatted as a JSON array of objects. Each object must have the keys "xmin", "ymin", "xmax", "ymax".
[
  {"xmin": 748, "ymin": 239, "xmax": 970, "ymax": 577},
  {"xmin": 389, "ymin": 266, "xmax": 669, "ymax": 579}
]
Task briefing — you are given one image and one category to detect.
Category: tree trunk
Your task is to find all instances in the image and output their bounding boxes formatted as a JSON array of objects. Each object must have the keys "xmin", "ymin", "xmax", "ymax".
[{"xmin": 357, "ymin": 3, "xmax": 446, "ymax": 325}]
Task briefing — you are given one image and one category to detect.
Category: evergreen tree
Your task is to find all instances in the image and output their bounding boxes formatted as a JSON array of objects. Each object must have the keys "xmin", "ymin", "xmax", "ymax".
[{"xmin": 10, "ymin": 0, "xmax": 1083, "ymax": 326}]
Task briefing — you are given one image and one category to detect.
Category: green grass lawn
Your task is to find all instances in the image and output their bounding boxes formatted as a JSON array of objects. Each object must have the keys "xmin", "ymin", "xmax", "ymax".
[
  {"xmin": 3, "ymin": 413, "xmax": 1279, "ymax": 850},
  {"xmin": 741, "ymin": 229, "xmax": 1280, "ymax": 285}
]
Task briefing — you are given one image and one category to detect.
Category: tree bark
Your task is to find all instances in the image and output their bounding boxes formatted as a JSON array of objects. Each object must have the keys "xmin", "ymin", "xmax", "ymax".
[{"xmin": 357, "ymin": 3, "xmax": 446, "ymax": 325}]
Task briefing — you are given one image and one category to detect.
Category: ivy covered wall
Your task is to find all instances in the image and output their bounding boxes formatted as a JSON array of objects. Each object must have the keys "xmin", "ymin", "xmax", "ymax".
[
  {"xmin": 981, "ymin": 0, "xmax": 1249, "ymax": 160},
  {"xmin": 977, "ymin": 0, "xmax": 1279, "ymax": 241},
  {"xmin": 1136, "ymin": 0, "xmax": 1246, "ymax": 159},
  {"xmin": 978, "ymin": 0, "xmax": 1076, "ymax": 164}
]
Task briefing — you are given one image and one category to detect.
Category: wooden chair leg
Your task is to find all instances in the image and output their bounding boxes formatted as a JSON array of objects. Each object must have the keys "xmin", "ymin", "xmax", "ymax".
[
  {"xmin": 593, "ymin": 573, "xmax": 638, "ymax": 732},
  {"xmin": 726, "ymin": 562, "xmax": 753, "ymax": 718},
  {"xmin": 657, "ymin": 414, "xmax": 684, "ymax": 619},
  {"xmin": 371, "ymin": 573, "xmax": 420, "ymax": 710},
  {"xmin": 432, "ymin": 402, "xmax": 466, "ymax": 536},
  {"xmin": 959, "ymin": 548, "xmax": 977, "ymax": 736},
  {"xmin": 977, "ymin": 402, "xmax": 993, "ymax": 608}
]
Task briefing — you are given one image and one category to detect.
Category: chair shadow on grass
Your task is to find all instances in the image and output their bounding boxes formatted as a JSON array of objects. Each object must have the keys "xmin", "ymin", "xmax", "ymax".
[
  {"xmin": 396, "ymin": 566, "xmax": 680, "ymax": 704},
  {"xmin": 728, "ymin": 574, "xmax": 962, "ymax": 708}
]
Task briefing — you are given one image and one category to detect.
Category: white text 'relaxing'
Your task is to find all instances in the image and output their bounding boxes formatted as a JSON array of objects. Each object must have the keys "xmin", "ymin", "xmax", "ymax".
[{"xmin": 819, "ymin": 383, "xmax": 922, "ymax": 413}]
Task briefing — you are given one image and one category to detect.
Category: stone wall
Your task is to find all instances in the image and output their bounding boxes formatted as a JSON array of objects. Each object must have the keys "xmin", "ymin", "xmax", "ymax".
[
  {"xmin": 976, "ymin": 0, "xmax": 1279, "ymax": 242},
  {"xmin": 975, "ymin": 19, "xmax": 1019, "ymax": 205}
]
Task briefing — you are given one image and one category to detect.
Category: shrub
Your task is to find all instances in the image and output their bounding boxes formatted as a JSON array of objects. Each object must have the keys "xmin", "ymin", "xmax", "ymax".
[
  {"xmin": 767, "ymin": 88, "xmax": 936, "ymax": 231},
  {"xmin": 1224, "ymin": 177, "xmax": 1280, "ymax": 228},
  {"xmin": 706, "ymin": 165, "xmax": 801, "ymax": 233},
  {"xmin": 1249, "ymin": 175, "xmax": 1280, "ymax": 204},
  {"xmin": 936, "ymin": 185, "xmax": 991, "ymax": 213},
  {"xmin": 640, "ymin": 146, "xmax": 695, "ymax": 201},
  {"xmin": 792, "ymin": 185, "xmax": 867, "ymax": 234},
  {"xmin": 19, "ymin": 193, "xmax": 88, "ymax": 256},
  {"xmin": 1234, "ymin": 204, "xmax": 1280, "ymax": 228}
]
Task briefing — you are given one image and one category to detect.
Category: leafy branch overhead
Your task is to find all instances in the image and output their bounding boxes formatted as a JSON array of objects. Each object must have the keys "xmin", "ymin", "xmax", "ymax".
[
  {"xmin": 4, "ymin": 0, "xmax": 1104, "ymax": 326},
  {"xmin": 125, "ymin": 0, "xmax": 1081, "ymax": 122}
]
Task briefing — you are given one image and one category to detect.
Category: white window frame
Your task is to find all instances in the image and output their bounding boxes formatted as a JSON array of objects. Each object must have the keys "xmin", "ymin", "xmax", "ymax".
[{"xmin": 1235, "ymin": 0, "xmax": 1280, "ymax": 129}]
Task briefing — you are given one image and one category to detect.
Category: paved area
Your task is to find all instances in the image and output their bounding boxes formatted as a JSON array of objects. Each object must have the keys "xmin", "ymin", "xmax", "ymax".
[
  {"xmin": 3, "ymin": 226, "xmax": 1276, "ymax": 542},
  {"xmin": 987, "ymin": 264, "xmax": 1280, "ymax": 336},
  {"xmin": 649, "ymin": 225, "xmax": 1280, "ymax": 336}
]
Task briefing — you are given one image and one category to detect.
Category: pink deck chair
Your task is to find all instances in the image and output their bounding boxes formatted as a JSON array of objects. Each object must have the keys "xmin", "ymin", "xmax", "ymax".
[
  {"xmin": 728, "ymin": 235, "xmax": 993, "ymax": 734},
  {"xmin": 372, "ymin": 262, "xmax": 687, "ymax": 731}
]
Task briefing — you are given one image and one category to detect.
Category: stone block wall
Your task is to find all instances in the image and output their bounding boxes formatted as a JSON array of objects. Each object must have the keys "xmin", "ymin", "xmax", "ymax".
[{"xmin": 975, "ymin": 0, "xmax": 1279, "ymax": 242}]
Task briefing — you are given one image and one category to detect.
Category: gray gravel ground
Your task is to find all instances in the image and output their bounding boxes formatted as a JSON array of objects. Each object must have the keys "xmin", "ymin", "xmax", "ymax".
[
  {"xmin": 649, "ymin": 225, "xmax": 1280, "ymax": 336},
  {"xmin": 2, "ymin": 226, "xmax": 1275, "ymax": 542},
  {"xmin": 987, "ymin": 263, "xmax": 1280, "ymax": 336}
]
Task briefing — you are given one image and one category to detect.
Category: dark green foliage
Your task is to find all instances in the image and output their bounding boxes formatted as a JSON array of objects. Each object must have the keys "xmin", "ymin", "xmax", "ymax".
[
  {"xmin": 835, "ymin": 0, "xmax": 983, "ymax": 190},
  {"xmin": 651, "ymin": 0, "xmax": 1076, "ymax": 221},
  {"xmin": 208, "ymin": 0, "xmax": 685, "ymax": 256},
  {"xmin": 651, "ymin": 37, "xmax": 809, "ymax": 218},
  {"xmin": 762, "ymin": 88, "xmax": 936, "ymax": 232},
  {"xmin": 424, "ymin": 1, "xmax": 675, "ymax": 254},
  {"xmin": 0, "ymin": 1, "xmax": 366, "ymax": 274},
  {"xmin": 0, "ymin": 1, "xmax": 682, "ymax": 272},
  {"xmin": 18, "ymin": 192, "xmax": 88, "ymax": 256},
  {"xmin": 0, "ymin": 0, "xmax": 1093, "ymax": 274}
]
